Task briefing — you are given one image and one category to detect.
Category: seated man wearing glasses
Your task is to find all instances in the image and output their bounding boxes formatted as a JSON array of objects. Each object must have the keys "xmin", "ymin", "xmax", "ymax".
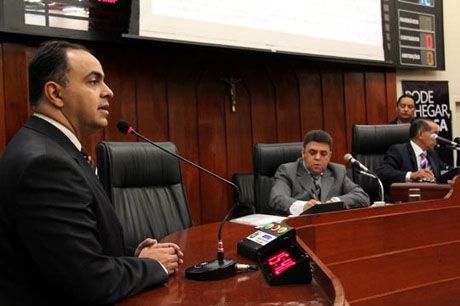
[
  {"xmin": 269, "ymin": 130, "xmax": 370, "ymax": 215},
  {"xmin": 375, "ymin": 119, "xmax": 450, "ymax": 201}
]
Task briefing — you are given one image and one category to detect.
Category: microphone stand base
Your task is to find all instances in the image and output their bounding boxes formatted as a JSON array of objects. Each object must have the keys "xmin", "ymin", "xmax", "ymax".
[{"xmin": 185, "ymin": 258, "xmax": 237, "ymax": 281}]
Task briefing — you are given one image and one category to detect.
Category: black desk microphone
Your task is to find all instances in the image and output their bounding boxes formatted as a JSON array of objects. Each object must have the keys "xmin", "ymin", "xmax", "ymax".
[{"xmin": 117, "ymin": 120, "xmax": 239, "ymax": 280}]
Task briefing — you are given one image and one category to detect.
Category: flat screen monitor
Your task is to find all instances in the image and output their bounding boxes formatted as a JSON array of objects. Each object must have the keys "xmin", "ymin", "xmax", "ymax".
[{"xmin": 137, "ymin": 0, "xmax": 385, "ymax": 62}]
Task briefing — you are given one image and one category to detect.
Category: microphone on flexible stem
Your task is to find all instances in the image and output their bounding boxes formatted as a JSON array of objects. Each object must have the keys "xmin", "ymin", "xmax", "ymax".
[
  {"xmin": 344, "ymin": 153, "xmax": 385, "ymax": 204},
  {"xmin": 344, "ymin": 153, "xmax": 370, "ymax": 173},
  {"xmin": 455, "ymin": 137, "xmax": 460, "ymax": 146},
  {"xmin": 431, "ymin": 134, "xmax": 460, "ymax": 149},
  {"xmin": 116, "ymin": 120, "xmax": 238, "ymax": 281}
]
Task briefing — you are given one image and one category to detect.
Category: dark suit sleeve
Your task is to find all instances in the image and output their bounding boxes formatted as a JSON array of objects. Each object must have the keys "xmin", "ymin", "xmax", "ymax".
[
  {"xmin": 432, "ymin": 151, "xmax": 451, "ymax": 175},
  {"xmin": 15, "ymin": 155, "xmax": 167, "ymax": 305},
  {"xmin": 375, "ymin": 145, "xmax": 409, "ymax": 185}
]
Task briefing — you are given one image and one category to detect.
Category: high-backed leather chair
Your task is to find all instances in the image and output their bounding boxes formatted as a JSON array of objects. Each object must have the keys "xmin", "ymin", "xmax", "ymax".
[
  {"xmin": 96, "ymin": 141, "xmax": 192, "ymax": 247},
  {"xmin": 352, "ymin": 124, "xmax": 411, "ymax": 203},
  {"xmin": 232, "ymin": 173, "xmax": 255, "ymax": 216},
  {"xmin": 254, "ymin": 142, "xmax": 303, "ymax": 214}
]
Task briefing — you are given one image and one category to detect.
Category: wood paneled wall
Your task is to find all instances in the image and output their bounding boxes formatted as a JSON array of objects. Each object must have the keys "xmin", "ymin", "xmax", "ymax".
[{"xmin": 0, "ymin": 39, "xmax": 396, "ymax": 225}]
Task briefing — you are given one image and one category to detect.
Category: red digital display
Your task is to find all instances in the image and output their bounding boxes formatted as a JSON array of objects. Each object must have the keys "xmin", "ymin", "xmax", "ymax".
[
  {"xmin": 266, "ymin": 250, "xmax": 297, "ymax": 276},
  {"xmin": 95, "ymin": 0, "xmax": 119, "ymax": 3},
  {"xmin": 425, "ymin": 33, "xmax": 433, "ymax": 49}
]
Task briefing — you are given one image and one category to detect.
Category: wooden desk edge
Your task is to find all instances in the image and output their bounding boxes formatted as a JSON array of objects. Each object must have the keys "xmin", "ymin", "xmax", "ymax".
[{"xmin": 297, "ymin": 238, "xmax": 347, "ymax": 306}]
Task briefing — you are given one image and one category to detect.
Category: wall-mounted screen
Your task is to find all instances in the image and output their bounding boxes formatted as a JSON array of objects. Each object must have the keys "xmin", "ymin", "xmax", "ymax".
[{"xmin": 138, "ymin": 0, "xmax": 385, "ymax": 62}]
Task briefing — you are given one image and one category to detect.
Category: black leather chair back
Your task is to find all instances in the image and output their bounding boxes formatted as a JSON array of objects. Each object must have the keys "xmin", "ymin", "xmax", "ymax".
[
  {"xmin": 254, "ymin": 142, "xmax": 303, "ymax": 214},
  {"xmin": 352, "ymin": 124, "xmax": 410, "ymax": 202},
  {"xmin": 232, "ymin": 173, "xmax": 255, "ymax": 216},
  {"xmin": 96, "ymin": 141, "xmax": 192, "ymax": 247}
]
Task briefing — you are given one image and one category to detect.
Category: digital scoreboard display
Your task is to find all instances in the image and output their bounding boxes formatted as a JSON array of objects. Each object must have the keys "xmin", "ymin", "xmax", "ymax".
[{"xmin": 383, "ymin": 0, "xmax": 444, "ymax": 69}]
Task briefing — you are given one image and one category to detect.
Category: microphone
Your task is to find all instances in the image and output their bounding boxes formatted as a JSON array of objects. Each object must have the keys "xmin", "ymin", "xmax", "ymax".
[
  {"xmin": 456, "ymin": 138, "xmax": 460, "ymax": 167},
  {"xmin": 117, "ymin": 120, "xmax": 239, "ymax": 281},
  {"xmin": 343, "ymin": 153, "xmax": 385, "ymax": 204},
  {"xmin": 344, "ymin": 153, "xmax": 370, "ymax": 173},
  {"xmin": 430, "ymin": 134, "xmax": 459, "ymax": 147}
]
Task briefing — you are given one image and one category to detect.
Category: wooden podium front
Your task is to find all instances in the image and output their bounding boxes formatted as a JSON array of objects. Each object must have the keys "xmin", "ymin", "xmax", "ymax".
[
  {"xmin": 390, "ymin": 182, "xmax": 451, "ymax": 202},
  {"xmin": 287, "ymin": 177, "xmax": 460, "ymax": 306}
]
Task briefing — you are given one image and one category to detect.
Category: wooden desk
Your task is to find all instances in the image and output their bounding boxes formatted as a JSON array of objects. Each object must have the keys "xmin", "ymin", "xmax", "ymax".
[
  {"xmin": 288, "ymin": 177, "xmax": 460, "ymax": 306},
  {"xmin": 117, "ymin": 222, "xmax": 344, "ymax": 305},
  {"xmin": 118, "ymin": 178, "xmax": 460, "ymax": 306},
  {"xmin": 390, "ymin": 182, "xmax": 451, "ymax": 202}
]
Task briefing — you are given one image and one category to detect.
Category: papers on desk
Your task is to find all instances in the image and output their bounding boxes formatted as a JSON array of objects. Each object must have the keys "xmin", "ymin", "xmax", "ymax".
[{"xmin": 230, "ymin": 214, "xmax": 286, "ymax": 227}]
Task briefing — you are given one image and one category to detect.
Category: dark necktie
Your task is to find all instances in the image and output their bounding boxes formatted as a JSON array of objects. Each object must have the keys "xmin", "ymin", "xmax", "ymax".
[
  {"xmin": 311, "ymin": 174, "xmax": 321, "ymax": 200},
  {"xmin": 420, "ymin": 152, "xmax": 428, "ymax": 169}
]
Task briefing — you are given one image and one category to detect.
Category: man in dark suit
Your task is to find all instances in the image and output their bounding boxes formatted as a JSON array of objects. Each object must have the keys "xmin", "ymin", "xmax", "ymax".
[
  {"xmin": 389, "ymin": 94, "xmax": 416, "ymax": 124},
  {"xmin": 375, "ymin": 119, "xmax": 450, "ymax": 201},
  {"xmin": 0, "ymin": 41, "xmax": 183, "ymax": 305},
  {"xmin": 269, "ymin": 130, "xmax": 370, "ymax": 215}
]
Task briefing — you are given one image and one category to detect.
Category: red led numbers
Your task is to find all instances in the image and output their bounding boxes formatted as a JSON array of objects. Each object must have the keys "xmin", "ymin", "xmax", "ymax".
[
  {"xmin": 425, "ymin": 33, "xmax": 433, "ymax": 49},
  {"xmin": 266, "ymin": 250, "xmax": 297, "ymax": 275}
]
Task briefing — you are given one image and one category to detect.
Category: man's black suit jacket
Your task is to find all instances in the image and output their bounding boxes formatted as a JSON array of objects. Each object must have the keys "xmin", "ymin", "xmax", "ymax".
[
  {"xmin": 375, "ymin": 142, "xmax": 449, "ymax": 200},
  {"xmin": 0, "ymin": 116, "xmax": 167, "ymax": 305}
]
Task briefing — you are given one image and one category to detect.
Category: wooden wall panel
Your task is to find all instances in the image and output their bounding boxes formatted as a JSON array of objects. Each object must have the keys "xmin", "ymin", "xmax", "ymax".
[
  {"xmin": 3, "ymin": 43, "xmax": 29, "ymax": 142},
  {"xmin": 197, "ymin": 66, "xmax": 231, "ymax": 223},
  {"xmin": 136, "ymin": 49, "xmax": 170, "ymax": 142},
  {"xmin": 0, "ymin": 44, "xmax": 5, "ymax": 152},
  {"xmin": 244, "ymin": 59, "xmax": 277, "ymax": 145},
  {"xmin": 296, "ymin": 64, "xmax": 323, "ymax": 134},
  {"xmin": 385, "ymin": 70, "xmax": 397, "ymax": 122},
  {"xmin": 365, "ymin": 71, "xmax": 388, "ymax": 124},
  {"xmin": 344, "ymin": 70, "xmax": 367, "ymax": 153},
  {"xmin": 267, "ymin": 61, "xmax": 301, "ymax": 142},
  {"xmin": 225, "ymin": 58, "xmax": 253, "ymax": 175},
  {"xmin": 321, "ymin": 68, "xmax": 347, "ymax": 163},
  {"xmin": 167, "ymin": 52, "xmax": 202, "ymax": 225},
  {"xmin": 0, "ymin": 40, "xmax": 396, "ymax": 224}
]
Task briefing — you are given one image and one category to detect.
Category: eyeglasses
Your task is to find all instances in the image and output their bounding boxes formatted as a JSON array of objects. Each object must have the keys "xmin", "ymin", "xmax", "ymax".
[{"xmin": 307, "ymin": 149, "xmax": 330, "ymax": 158}]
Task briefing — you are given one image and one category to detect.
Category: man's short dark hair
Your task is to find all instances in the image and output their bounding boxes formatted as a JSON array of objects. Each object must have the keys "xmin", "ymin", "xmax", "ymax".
[
  {"xmin": 28, "ymin": 40, "xmax": 89, "ymax": 106},
  {"xmin": 397, "ymin": 94, "xmax": 415, "ymax": 106},
  {"xmin": 303, "ymin": 130, "xmax": 333, "ymax": 148},
  {"xmin": 410, "ymin": 119, "xmax": 433, "ymax": 138}
]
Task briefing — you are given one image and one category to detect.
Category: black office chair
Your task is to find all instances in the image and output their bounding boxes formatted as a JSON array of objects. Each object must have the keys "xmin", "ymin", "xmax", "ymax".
[
  {"xmin": 96, "ymin": 141, "xmax": 192, "ymax": 247},
  {"xmin": 253, "ymin": 142, "xmax": 303, "ymax": 214},
  {"xmin": 232, "ymin": 173, "xmax": 255, "ymax": 216},
  {"xmin": 352, "ymin": 124, "xmax": 411, "ymax": 203}
]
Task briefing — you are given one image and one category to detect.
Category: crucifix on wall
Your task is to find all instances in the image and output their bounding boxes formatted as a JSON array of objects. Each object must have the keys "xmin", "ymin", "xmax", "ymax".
[{"xmin": 221, "ymin": 76, "xmax": 241, "ymax": 112}]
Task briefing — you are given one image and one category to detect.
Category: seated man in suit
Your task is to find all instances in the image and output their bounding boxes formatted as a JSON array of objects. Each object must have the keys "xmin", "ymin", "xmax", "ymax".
[
  {"xmin": 269, "ymin": 130, "xmax": 370, "ymax": 215},
  {"xmin": 0, "ymin": 40, "xmax": 183, "ymax": 305},
  {"xmin": 389, "ymin": 94, "xmax": 416, "ymax": 124},
  {"xmin": 375, "ymin": 119, "xmax": 450, "ymax": 200}
]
